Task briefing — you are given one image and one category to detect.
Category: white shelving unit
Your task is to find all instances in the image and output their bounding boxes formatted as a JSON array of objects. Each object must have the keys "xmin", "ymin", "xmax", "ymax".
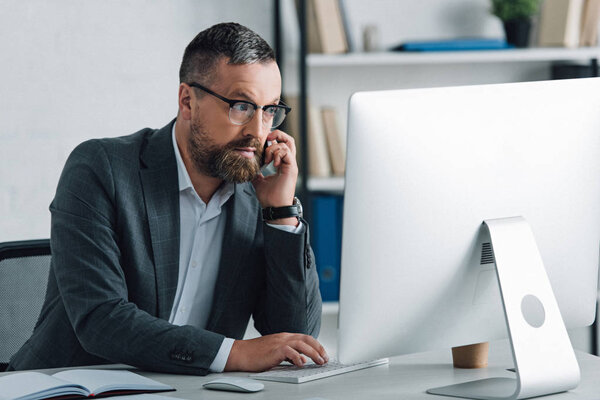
[
  {"xmin": 304, "ymin": 47, "xmax": 600, "ymax": 192},
  {"xmin": 307, "ymin": 176, "xmax": 345, "ymax": 192},
  {"xmin": 307, "ymin": 47, "xmax": 600, "ymax": 67}
]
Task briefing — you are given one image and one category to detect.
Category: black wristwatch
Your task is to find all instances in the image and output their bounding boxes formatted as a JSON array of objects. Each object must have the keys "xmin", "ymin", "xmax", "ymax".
[{"xmin": 262, "ymin": 196, "xmax": 303, "ymax": 221}]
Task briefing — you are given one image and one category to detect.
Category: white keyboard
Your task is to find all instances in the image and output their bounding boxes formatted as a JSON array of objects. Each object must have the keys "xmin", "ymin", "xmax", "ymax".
[{"xmin": 249, "ymin": 358, "xmax": 389, "ymax": 384}]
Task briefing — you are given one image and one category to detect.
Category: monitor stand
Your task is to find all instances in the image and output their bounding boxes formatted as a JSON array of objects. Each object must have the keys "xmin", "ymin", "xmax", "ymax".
[{"xmin": 427, "ymin": 216, "xmax": 580, "ymax": 400}]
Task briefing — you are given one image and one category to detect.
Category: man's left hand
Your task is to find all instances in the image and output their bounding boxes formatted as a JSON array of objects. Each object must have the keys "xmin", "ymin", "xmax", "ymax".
[{"xmin": 252, "ymin": 130, "xmax": 298, "ymax": 225}]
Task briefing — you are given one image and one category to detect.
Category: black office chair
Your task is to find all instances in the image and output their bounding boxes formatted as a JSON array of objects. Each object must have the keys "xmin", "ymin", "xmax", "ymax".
[{"xmin": 0, "ymin": 239, "xmax": 51, "ymax": 371}]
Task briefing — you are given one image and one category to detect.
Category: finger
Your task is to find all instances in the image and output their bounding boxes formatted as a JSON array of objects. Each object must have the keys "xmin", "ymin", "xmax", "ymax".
[
  {"xmin": 293, "ymin": 340, "xmax": 326, "ymax": 365},
  {"xmin": 267, "ymin": 129, "xmax": 282, "ymax": 142},
  {"xmin": 283, "ymin": 346, "xmax": 305, "ymax": 367},
  {"xmin": 280, "ymin": 134, "xmax": 296, "ymax": 156},
  {"xmin": 273, "ymin": 147, "xmax": 285, "ymax": 168},
  {"xmin": 272, "ymin": 145, "xmax": 293, "ymax": 168},
  {"xmin": 263, "ymin": 142, "xmax": 283, "ymax": 165},
  {"xmin": 263, "ymin": 145, "xmax": 273, "ymax": 165},
  {"xmin": 268, "ymin": 130, "xmax": 296, "ymax": 157},
  {"xmin": 285, "ymin": 356, "xmax": 306, "ymax": 365},
  {"xmin": 301, "ymin": 335, "xmax": 329, "ymax": 361},
  {"xmin": 267, "ymin": 145, "xmax": 282, "ymax": 167}
]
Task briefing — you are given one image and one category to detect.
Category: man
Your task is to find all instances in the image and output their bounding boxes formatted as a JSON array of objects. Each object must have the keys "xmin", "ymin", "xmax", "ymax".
[{"xmin": 9, "ymin": 22, "xmax": 326, "ymax": 375}]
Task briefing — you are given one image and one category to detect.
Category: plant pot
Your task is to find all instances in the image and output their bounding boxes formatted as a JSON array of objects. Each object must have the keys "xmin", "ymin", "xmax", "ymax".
[{"xmin": 503, "ymin": 19, "xmax": 532, "ymax": 48}]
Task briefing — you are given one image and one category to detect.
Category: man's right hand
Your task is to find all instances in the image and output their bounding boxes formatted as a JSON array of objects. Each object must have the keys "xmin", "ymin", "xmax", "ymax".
[{"xmin": 224, "ymin": 333, "xmax": 329, "ymax": 372}]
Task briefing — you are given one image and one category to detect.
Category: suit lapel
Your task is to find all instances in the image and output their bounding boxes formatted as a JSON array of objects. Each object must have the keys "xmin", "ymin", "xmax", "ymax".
[
  {"xmin": 206, "ymin": 183, "xmax": 258, "ymax": 331},
  {"xmin": 139, "ymin": 120, "xmax": 180, "ymax": 320}
]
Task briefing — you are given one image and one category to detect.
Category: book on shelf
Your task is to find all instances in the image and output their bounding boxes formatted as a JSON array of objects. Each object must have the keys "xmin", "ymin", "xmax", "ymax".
[
  {"xmin": 538, "ymin": 0, "xmax": 586, "ymax": 48},
  {"xmin": 0, "ymin": 369, "xmax": 174, "ymax": 400},
  {"xmin": 338, "ymin": 0, "xmax": 355, "ymax": 52},
  {"xmin": 308, "ymin": 103, "xmax": 332, "ymax": 177},
  {"xmin": 305, "ymin": 0, "xmax": 322, "ymax": 53},
  {"xmin": 303, "ymin": 0, "xmax": 349, "ymax": 54},
  {"xmin": 580, "ymin": 0, "xmax": 600, "ymax": 46},
  {"xmin": 321, "ymin": 107, "xmax": 346, "ymax": 176},
  {"xmin": 284, "ymin": 95, "xmax": 345, "ymax": 179}
]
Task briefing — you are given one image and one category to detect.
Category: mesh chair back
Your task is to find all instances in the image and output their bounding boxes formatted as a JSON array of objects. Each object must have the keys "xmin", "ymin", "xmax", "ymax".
[{"xmin": 0, "ymin": 240, "xmax": 51, "ymax": 371}]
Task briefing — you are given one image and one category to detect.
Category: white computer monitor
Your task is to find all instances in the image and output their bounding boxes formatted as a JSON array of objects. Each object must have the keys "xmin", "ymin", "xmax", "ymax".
[{"xmin": 338, "ymin": 78, "xmax": 600, "ymax": 400}]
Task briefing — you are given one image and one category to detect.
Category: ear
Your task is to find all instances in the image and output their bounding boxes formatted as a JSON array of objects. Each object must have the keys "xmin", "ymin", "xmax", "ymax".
[{"xmin": 178, "ymin": 83, "xmax": 193, "ymax": 121}]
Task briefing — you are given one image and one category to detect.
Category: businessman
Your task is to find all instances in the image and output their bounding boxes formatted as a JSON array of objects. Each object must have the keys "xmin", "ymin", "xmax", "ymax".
[{"xmin": 9, "ymin": 22, "xmax": 326, "ymax": 375}]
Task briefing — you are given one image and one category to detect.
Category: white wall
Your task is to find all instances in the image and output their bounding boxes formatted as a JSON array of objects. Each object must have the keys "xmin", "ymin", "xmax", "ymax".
[{"xmin": 0, "ymin": 0, "xmax": 272, "ymax": 241}]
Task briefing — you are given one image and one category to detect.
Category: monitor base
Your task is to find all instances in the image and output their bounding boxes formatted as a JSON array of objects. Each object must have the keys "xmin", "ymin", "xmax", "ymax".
[
  {"xmin": 427, "ymin": 217, "xmax": 580, "ymax": 400},
  {"xmin": 428, "ymin": 377, "xmax": 518, "ymax": 399}
]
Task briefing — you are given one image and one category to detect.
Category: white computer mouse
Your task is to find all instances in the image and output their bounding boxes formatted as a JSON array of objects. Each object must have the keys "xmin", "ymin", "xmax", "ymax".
[{"xmin": 203, "ymin": 377, "xmax": 265, "ymax": 393}]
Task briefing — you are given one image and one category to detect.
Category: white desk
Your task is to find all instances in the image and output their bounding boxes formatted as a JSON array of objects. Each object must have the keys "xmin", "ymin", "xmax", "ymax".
[{"xmin": 7, "ymin": 340, "xmax": 597, "ymax": 400}]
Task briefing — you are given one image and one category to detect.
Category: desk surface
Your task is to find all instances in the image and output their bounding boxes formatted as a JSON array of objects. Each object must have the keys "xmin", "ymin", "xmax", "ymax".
[{"xmin": 4, "ymin": 341, "xmax": 600, "ymax": 400}]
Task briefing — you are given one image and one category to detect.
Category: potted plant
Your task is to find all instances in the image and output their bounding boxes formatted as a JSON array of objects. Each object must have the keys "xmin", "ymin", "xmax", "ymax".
[{"xmin": 491, "ymin": 0, "xmax": 541, "ymax": 48}]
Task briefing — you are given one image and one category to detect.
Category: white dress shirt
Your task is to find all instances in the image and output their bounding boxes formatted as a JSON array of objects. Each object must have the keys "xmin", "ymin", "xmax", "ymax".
[{"xmin": 169, "ymin": 123, "xmax": 302, "ymax": 372}]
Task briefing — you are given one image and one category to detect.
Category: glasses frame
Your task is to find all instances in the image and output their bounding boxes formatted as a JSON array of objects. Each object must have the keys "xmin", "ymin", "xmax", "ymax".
[{"xmin": 187, "ymin": 82, "xmax": 291, "ymax": 129}]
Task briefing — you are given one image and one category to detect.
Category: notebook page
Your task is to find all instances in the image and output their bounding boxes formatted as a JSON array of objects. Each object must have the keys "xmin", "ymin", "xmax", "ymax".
[
  {"xmin": 0, "ymin": 371, "xmax": 88, "ymax": 400},
  {"xmin": 52, "ymin": 369, "xmax": 172, "ymax": 395}
]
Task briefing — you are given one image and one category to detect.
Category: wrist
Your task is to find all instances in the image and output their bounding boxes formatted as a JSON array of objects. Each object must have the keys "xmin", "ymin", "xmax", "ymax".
[
  {"xmin": 224, "ymin": 340, "xmax": 245, "ymax": 372},
  {"xmin": 267, "ymin": 217, "xmax": 300, "ymax": 227},
  {"xmin": 260, "ymin": 196, "xmax": 294, "ymax": 209}
]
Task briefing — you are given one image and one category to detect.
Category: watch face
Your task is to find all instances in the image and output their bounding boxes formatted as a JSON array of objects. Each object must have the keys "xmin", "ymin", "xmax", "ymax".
[{"xmin": 294, "ymin": 196, "xmax": 304, "ymax": 218}]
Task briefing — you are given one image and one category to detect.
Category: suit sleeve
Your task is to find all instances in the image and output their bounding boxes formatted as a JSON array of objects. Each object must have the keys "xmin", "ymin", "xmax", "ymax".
[
  {"xmin": 252, "ymin": 218, "xmax": 322, "ymax": 338},
  {"xmin": 50, "ymin": 140, "xmax": 223, "ymax": 375}
]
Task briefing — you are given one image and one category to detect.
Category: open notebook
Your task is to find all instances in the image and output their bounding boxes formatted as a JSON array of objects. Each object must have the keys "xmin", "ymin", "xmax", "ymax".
[{"xmin": 0, "ymin": 369, "xmax": 174, "ymax": 400}]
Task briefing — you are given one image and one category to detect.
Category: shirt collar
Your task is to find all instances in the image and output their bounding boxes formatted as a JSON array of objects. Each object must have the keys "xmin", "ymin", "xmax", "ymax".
[
  {"xmin": 171, "ymin": 122, "xmax": 235, "ymax": 207},
  {"xmin": 172, "ymin": 122, "xmax": 194, "ymax": 192}
]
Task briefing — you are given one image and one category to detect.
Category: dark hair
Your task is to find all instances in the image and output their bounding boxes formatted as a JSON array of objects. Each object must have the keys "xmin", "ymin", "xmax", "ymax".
[{"xmin": 179, "ymin": 22, "xmax": 275, "ymax": 85}]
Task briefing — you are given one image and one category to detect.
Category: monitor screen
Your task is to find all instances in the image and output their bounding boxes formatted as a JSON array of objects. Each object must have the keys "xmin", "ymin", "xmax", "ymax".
[{"xmin": 338, "ymin": 78, "xmax": 600, "ymax": 365}]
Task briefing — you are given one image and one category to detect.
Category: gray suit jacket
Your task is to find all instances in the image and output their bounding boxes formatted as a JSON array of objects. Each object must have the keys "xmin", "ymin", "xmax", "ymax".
[{"xmin": 9, "ymin": 120, "xmax": 322, "ymax": 374}]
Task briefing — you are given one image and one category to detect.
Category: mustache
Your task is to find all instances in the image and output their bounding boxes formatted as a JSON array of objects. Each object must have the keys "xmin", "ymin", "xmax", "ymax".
[{"xmin": 225, "ymin": 137, "xmax": 263, "ymax": 157}]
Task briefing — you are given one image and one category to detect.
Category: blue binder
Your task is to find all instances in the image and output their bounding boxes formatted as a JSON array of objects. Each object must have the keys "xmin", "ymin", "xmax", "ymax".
[
  {"xmin": 394, "ymin": 38, "xmax": 513, "ymax": 52},
  {"xmin": 312, "ymin": 195, "xmax": 343, "ymax": 302}
]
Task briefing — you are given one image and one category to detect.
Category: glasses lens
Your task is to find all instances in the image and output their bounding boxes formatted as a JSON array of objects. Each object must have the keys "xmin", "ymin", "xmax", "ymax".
[
  {"xmin": 229, "ymin": 102, "xmax": 254, "ymax": 125},
  {"xmin": 268, "ymin": 106, "xmax": 287, "ymax": 129}
]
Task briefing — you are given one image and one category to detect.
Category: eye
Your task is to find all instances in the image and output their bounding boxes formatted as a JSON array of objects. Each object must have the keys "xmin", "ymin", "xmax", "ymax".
[
  {"xmin": 264, "ymin": 106, "xmax": 278, "ymax": 116},
  {"xmin": 232, "ymin": 102, "xmax": 252, "ymax": 113}
]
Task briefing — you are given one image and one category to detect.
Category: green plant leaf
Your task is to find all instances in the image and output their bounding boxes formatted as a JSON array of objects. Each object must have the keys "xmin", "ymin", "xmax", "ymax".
[{"xmin": 491, "ymin": 0, "xmax": 541, "ymax": 21}]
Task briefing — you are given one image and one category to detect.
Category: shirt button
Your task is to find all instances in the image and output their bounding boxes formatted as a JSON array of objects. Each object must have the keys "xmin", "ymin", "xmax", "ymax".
[{"xmin": 192, "ymin": 262, "xmax": 198, "ymax": 268}]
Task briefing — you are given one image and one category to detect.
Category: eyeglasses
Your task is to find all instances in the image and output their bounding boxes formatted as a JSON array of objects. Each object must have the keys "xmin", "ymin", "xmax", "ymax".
[{"xmin": 187, "ymin": 82, "xmax": 291, "ymax": 130}]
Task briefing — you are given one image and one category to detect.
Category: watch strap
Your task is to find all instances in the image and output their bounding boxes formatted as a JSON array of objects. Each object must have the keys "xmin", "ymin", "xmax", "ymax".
[{"xmin": 262, "ymin": 205, "xmax": 300, "ymax": 221}]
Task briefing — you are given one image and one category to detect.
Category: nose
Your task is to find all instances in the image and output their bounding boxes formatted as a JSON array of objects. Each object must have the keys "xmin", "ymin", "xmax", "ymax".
[{"xmin": 242, "ymin": 108, "xmax": 268, "ymax": 140}]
